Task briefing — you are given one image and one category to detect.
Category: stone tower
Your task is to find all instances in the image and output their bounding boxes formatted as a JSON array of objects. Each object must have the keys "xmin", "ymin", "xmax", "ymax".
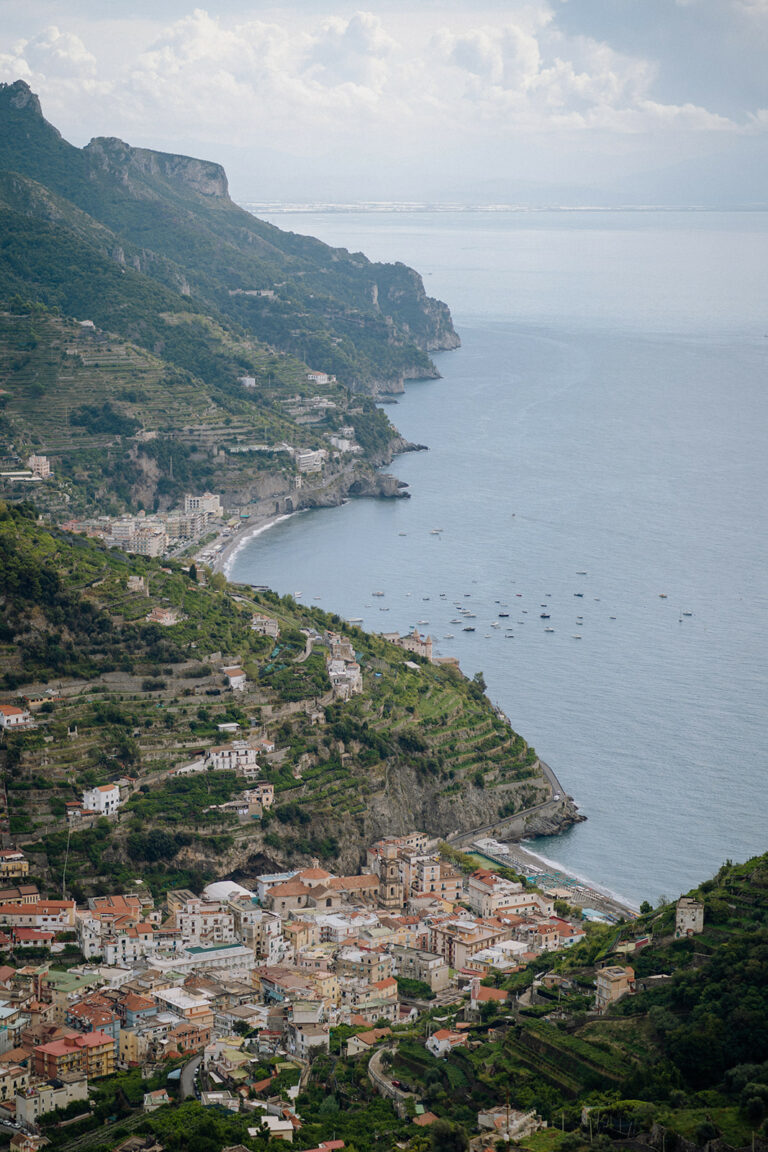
[
  {"xmin": 675, "ymin": 897, "xmax": 704, "ymax": 937},
  {"xmin": 378, "ymin": 846, "xmax": 404, "ymax": 912}
]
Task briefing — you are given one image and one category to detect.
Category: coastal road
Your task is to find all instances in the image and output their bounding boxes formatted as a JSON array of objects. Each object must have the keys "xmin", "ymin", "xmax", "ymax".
[{"xmin": 448, "ymin": 758, "xmax": 569, "ymax": 848}]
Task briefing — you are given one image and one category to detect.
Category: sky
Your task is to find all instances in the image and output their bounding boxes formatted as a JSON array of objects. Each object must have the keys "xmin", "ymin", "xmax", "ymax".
[{"xmin": 1, "ymin": 0, "xmax": 767, "ymax": 205}]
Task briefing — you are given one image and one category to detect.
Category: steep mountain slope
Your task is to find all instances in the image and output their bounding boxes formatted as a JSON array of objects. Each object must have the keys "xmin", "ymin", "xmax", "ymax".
[
  {"xmin": 0, "ymin": 508, "xmax": 567, "ymax": 895},
  {"xmin": 0, "ymin": 79, "xmax": 459, "ymax": 393}
]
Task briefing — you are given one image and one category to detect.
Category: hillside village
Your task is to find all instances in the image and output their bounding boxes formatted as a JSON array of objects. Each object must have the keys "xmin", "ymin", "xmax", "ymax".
[{"xmin": 0, "ymin": 826, "xmax": 686, "ymax": 1150}]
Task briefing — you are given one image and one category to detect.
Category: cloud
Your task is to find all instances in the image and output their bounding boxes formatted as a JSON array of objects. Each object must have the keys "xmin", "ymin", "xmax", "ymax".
[
  {"xmin": 0, "ymin": 25, "xmax": 99, "ymax": 83},
  {"xmin": 308, "ymin": 11, "xmax": 398, "ymax": 88},
  {"xmin": 0, "ymin": 4, "xmax": 760, "ymax": 190}
]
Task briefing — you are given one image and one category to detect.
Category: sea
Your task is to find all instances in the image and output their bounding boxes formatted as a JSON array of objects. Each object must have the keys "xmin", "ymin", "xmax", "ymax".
[{"xmin": 230, "ymin": 207, "xmax": 768, "ymax": 908}]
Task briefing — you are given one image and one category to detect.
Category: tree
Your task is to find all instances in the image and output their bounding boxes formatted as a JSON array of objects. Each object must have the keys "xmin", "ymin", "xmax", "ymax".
[{"xmin": 430, "ymin": 1119, "xmax": 469, "ymax": 1152}]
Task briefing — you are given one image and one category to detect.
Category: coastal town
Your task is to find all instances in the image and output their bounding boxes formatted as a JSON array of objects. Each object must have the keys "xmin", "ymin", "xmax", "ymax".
[
  {"xmin": 0, "ymin": 70, "xmax": 763, "ymax": 1152},
  {"xmin": 0, "ymin": 824, "xmax": 683, "ymax": 1151}
]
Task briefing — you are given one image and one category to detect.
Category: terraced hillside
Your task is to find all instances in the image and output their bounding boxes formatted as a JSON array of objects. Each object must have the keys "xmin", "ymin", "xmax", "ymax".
[
  {"xmin": 0, "ymin": 308, "xmax": 402, "ymax": 516},
  {"xmin": 0, "ymin": 507, "xmax": 565, "ymax": 896}
]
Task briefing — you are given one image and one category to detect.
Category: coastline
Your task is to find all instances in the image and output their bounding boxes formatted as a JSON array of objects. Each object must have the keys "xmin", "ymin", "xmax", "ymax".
[
  {"xmin": 475, "ymin": 838, "xmax": 639, "ymax": 920},
  {"xmin": 198, "ymin": 510, "xmax": 302, "ymax": 578},
  {"xmin": 206, "ymin": 506, "xmax": 639, "ymax": 921}
]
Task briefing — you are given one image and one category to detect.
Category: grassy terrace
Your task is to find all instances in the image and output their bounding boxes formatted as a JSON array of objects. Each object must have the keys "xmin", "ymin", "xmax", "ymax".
[{"xmin": 0, "ymin": 508, "xmax": 545, "ymax": 894}]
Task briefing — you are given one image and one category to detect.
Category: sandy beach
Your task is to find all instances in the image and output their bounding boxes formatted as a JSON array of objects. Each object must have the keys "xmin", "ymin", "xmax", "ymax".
[
  {"xmin": 470, "ymin": 838, "xmax": 638, "ymax": 921},
  {"xmin": 198, "ymin": 509, "xmax": 301, "ymax": 578}
]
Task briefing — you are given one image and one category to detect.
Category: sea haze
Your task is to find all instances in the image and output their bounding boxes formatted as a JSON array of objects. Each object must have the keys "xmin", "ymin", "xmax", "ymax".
[{"xmin": 231, "ymin": 209, "xmax": 768, "ymax": 906}]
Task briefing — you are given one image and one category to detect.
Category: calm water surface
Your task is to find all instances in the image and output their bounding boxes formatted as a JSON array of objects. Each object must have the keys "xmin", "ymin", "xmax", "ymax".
[{"xmin": 232, "ymin": 210, "xmax": 768, "ymax": 905}]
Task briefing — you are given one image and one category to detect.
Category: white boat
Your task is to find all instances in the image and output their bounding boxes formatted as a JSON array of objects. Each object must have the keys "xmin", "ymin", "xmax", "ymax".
[
  {"xmin": 372, "ymin": 591, "xmax": 385, "ymax": 597},
  {"xmin": 444, "ymin": 633, "xmax": 454, "ymax": 639}
]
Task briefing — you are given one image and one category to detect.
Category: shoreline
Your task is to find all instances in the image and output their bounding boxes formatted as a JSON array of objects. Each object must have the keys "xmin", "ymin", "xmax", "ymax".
[
  {"xmin": 477, "ymin": 838, "xmax": 639, "ymax": 919},
  {"xmin": 199, "ymin": 510, "xmax": 302, "ymax": 578},
  {"xmin": 204, "ymin": 508, "xmax": 639, "ymax": 922}
]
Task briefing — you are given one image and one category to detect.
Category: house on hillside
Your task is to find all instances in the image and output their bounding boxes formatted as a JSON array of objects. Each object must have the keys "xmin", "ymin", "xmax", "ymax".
[
  {"xmin": 82, "ymin": 784, "xmax": 121, "ymax": 818},
  {"xmin": 0, "ymin": 705, "xmax": 33, "ymax": 730},
  {"xmin": 595, "ymin": 965, "xmax": 635, "ymax": 1014},
  {"xmin": 222, "ymin": 666, "xmax": 247, "ymax": 692}
]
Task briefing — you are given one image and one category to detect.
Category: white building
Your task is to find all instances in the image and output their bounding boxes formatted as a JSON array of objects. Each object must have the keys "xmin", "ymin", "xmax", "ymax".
[
  {"xmin": 294, "ymin": 449, "xmax": 327, "ymax": 474},
  {"xmin": 16, "ymin": 1074, "xmax": 87, "ymax": 1128},
  {"xmin": 148, "ymin": 943, "xmax": 256, "ymax": 979},
  {"xmin": 173, "ymin": 900, "xmax": 236, "ymax": 946},
  {"xmin": 82, "ymin": 784, "xmax": 121, "ymax": 817},
  {"xmin": 206, "ymin": 742, "xmax": 257, "ymax": 772},
  {"xmin": 184, "ymin": 492, "xmax": 223, "ymax": 517},
  {"xmin": 222, "ymin": 666, "xmax": 247, "ymax": 692},
  {"xmin": 0, "ymin": 704, "xmax": 33, "ymax": 729}
]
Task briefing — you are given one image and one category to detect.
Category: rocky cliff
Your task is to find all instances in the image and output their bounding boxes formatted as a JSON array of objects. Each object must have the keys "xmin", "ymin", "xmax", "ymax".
[{"xmin": 85, "ymin": 137, "xmax": 230, "ymax": 199}]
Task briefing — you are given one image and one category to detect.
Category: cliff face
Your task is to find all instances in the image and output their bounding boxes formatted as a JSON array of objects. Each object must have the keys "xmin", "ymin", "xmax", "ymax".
[
  {"xmin": 85, "ymin": 137, "xmax": 229, "ymax": 199},
  {"xmin": 195, "ymin": 766, "xmax": 583, "ymax": 878}
]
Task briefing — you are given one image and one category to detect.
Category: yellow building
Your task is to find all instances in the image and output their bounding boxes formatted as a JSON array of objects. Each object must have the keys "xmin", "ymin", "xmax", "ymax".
[
  {"xmin": 0, "ymin": 851, "xmax": 29, "ymax": 881},
  {"xmin": 595, "ymin": 966, "xmax": 635, "ymax": 1014}
]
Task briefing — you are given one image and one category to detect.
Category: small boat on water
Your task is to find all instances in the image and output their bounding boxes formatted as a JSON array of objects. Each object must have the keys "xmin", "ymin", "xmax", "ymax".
[
  {"xmin": 540, "ymin": 613, "xmax": 550, "ymax": 619},
  {"xmin": 416, "ymin": 619, "xmax": 429, "ymax": 625},
  {"xmin": 545, "ymin": 626, "xmax": 555, "ymax": 633},
  {"xmin": 444, "ymin": 633, "xmax": 454, "ymax": 639},
  {"xmin": 499, "ymin": 612, "xmax": 510, "ymax": 618},
  {"xmin": 398, "ymin": 532, "xmax": 407, "ymax": 536},
  {"xmin": 682, "ymin": 611, "xmax": 693, "ymax": 616},
  {"xmin": 379, "ymin": 607, "xmax": 390, "ymax": 612},
  {"xmin": 491, "ymin": 622, "xmax": 501, "ymax": 629},
  {"xmin": 463, "ymin": 626, "xmax": 476, "ymax": 632},
  {"xmin": 577, "ymin": 570, "xmax": 587, "ymax": 575},
  {"xmin": 574, "ymin": 592, "xmax": 584, "ymax": 598},
  {"xmin": 659, "ymin": 593, "xmax": 668, "ymax": 598},
  {"xmin": 372, "ymin": 590, "xmax": 385, "ymax": 597},
  {"xmin": 572, "ymin": 634, "xmax": 582, "ymax": 639},
  {"xmin": 450, "ymin": 618, "xmax": 462, "ymax": 624}
]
